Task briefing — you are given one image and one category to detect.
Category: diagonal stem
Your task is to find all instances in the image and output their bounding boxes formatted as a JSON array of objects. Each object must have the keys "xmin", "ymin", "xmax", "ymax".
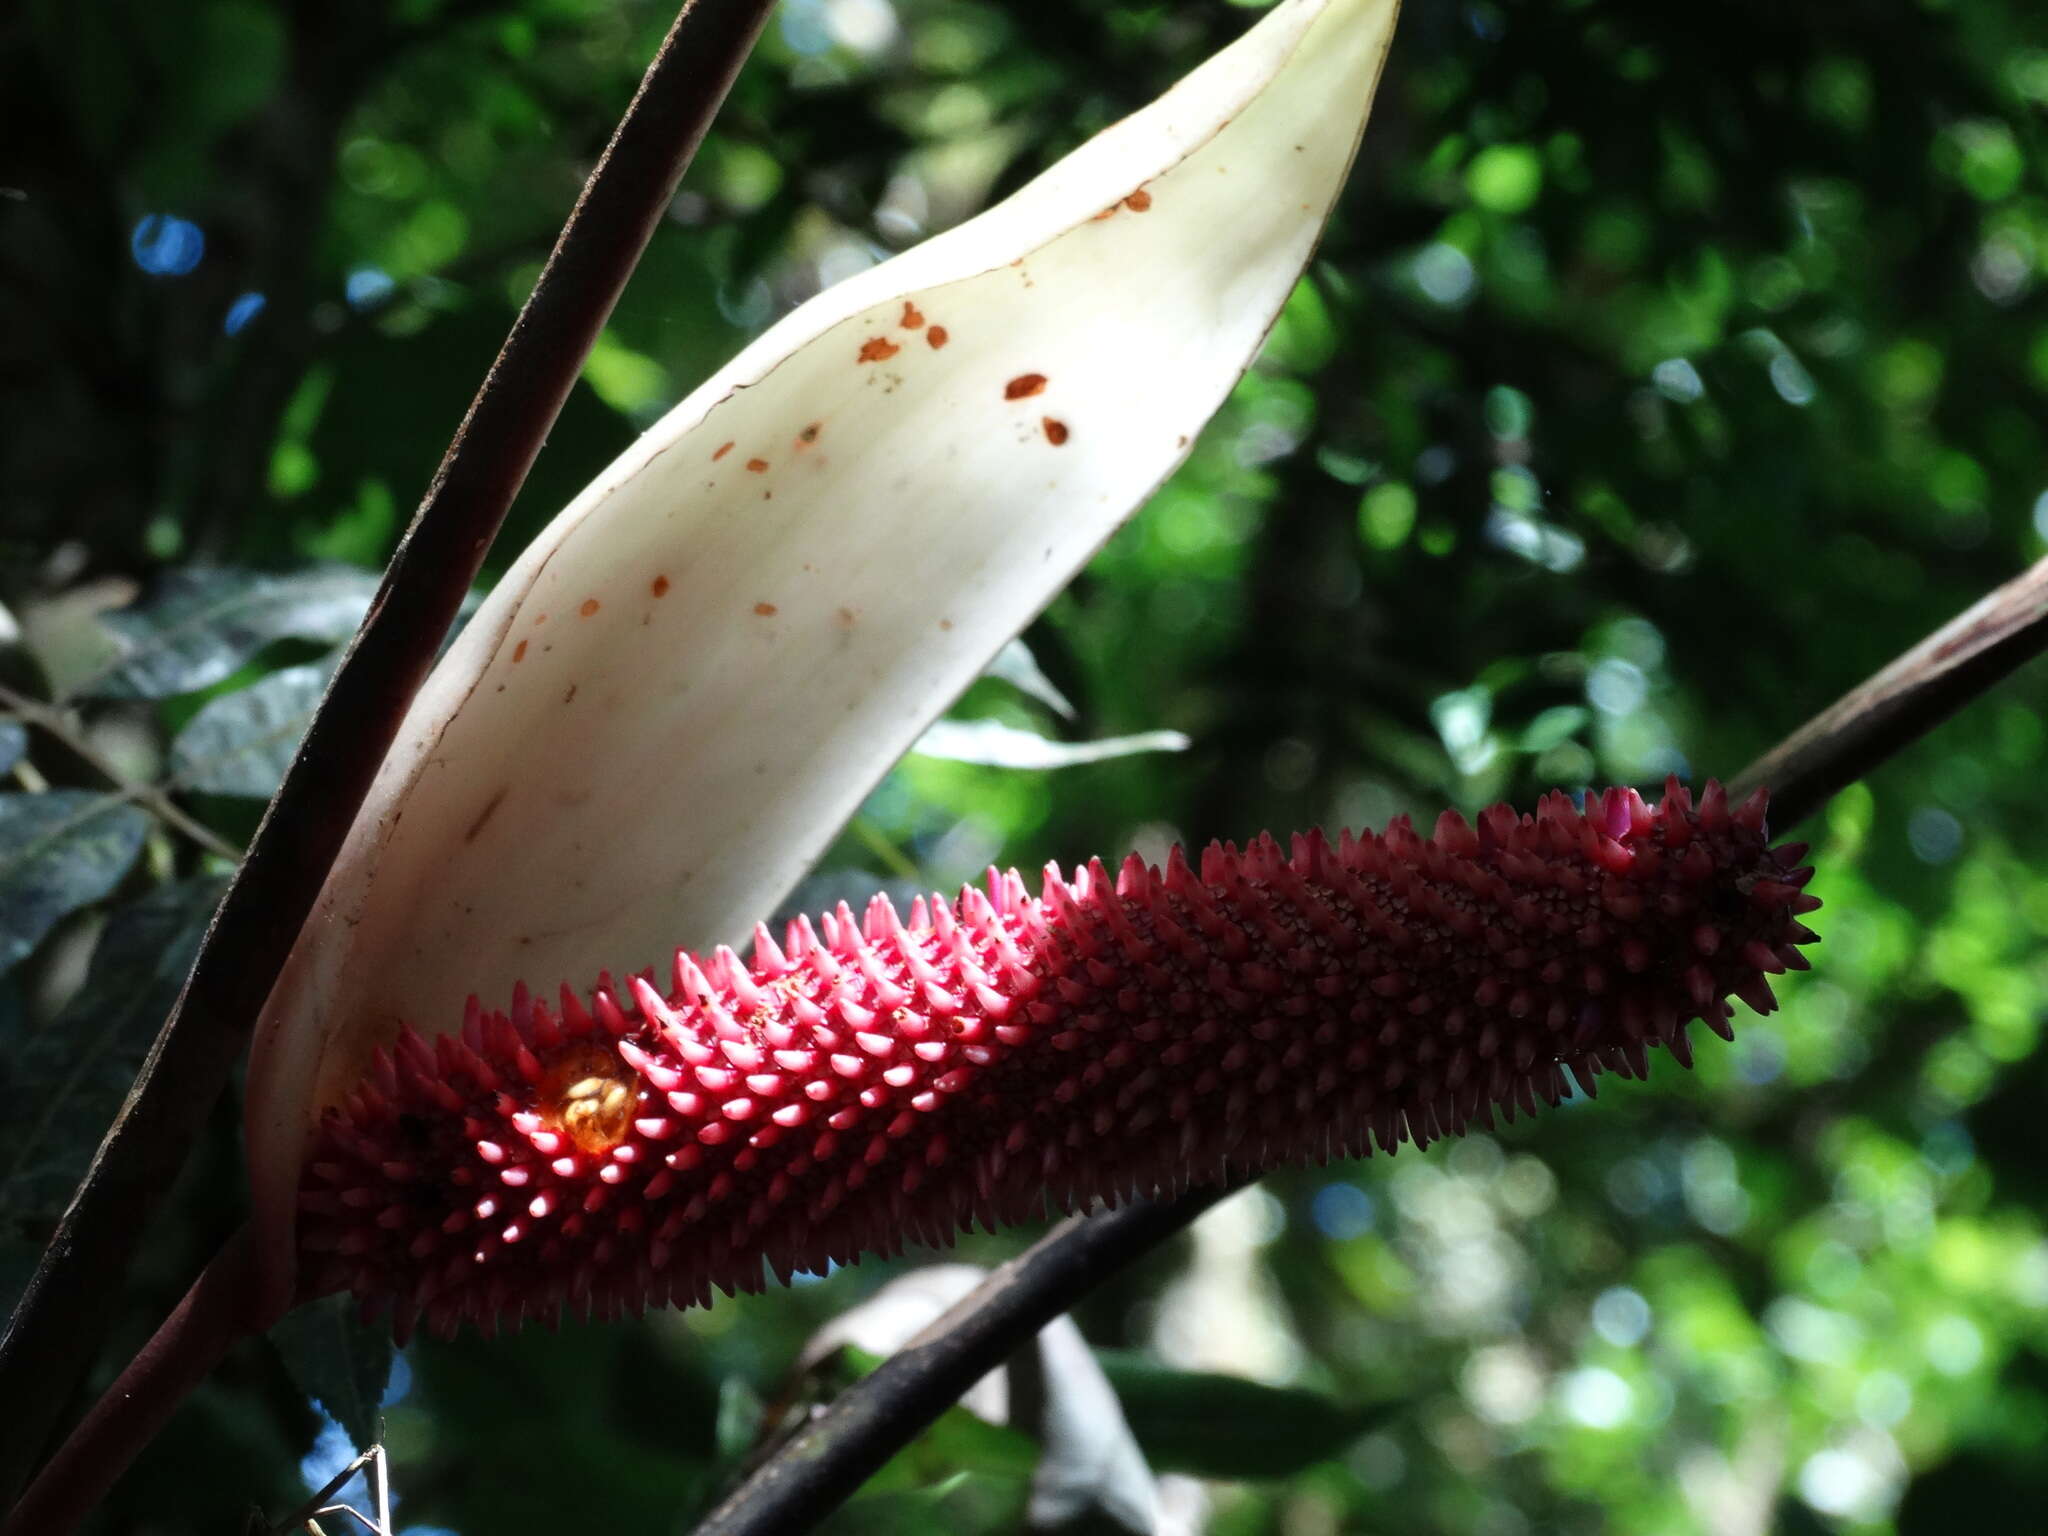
[
  {"xmin": 686, "ymin": 553, "xmax": 2048, "ymax": 1536},
  {"xmin": 0, "ymin": 0, "xmax": 782, "ymax": 1511}
]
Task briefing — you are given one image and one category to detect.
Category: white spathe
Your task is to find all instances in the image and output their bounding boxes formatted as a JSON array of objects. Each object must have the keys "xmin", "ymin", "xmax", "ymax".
[{"xmin": 245, "ymin": 0, "xmax": 1402, "ymax": 1308}]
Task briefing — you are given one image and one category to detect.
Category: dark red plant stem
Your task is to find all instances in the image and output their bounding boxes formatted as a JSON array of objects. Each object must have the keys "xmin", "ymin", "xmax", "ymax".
[
  {"xmin": 0, "ymin": 0, "xmax": 780, "ymax": 1511},
  {"xmin": 0, "ymin": 1230, "xmax": 262, "ymax": 1536},
  {"xmin": 1730, "ymin": 553, "xmax": 2048, "ymax": 828},
  {"xmin": 688, "ymin": 557, "xmax": 2048, "ymax": 1536}
]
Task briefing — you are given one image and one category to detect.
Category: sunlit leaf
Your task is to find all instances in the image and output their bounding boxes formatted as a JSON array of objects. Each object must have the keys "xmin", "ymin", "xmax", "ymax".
[
  {"xmin": 911, "ymin": 718, "xmax": 1189, "ymax": 770},
  {"xmin": 83, "ymin": 566, "xmax": 377, "ymax": 700},
  {"xmin": 0, "ymin": 792, "xmax": 151, "ymax": 975},
  {"xmin": 168, "ymin": 655, "xmax": 339, "ymax": 797},
  {"xmin": 246, "ymin": 0, "xmax": 1404, "ymax": 1307},
  {"xmin": 984, "ymin": 637, "xmax": 1077, "ymax": 720}
]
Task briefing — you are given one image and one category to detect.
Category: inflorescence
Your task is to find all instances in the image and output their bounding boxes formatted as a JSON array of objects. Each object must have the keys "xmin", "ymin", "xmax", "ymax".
[{"xmin": 297, "ymin": 778, "xmax": 1819, "ymax": 1339}]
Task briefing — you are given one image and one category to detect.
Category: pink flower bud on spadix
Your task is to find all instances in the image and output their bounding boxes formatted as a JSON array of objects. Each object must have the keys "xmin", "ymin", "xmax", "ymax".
[{"xmin": 296, "ymin": 778, "xmax": 1817, "ymax": 1340}]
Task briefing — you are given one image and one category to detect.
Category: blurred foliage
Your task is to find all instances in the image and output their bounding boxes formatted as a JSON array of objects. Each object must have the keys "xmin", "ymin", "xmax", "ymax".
[{"xmin": 5, "ymin": 0, "xmax": 2048, "ymax": 1531}]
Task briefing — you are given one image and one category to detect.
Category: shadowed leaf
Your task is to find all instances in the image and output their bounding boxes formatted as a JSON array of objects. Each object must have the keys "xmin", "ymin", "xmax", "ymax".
[{"xmin": 0, "ymin": 792, "xmax": 151, "ymax": 975}]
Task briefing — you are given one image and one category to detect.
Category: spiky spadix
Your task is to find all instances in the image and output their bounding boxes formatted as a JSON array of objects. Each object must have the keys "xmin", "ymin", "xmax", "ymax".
[{"xmin": 297, "ymin": 779, "xmax": 1818, "ymax": 1339}]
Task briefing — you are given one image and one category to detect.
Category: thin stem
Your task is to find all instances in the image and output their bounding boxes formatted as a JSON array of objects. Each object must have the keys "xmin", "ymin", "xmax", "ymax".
[
  {"xmin": 687, "ymin": 557, "xmax": 2048, "ymax": 1536},
  {"xmin": 1728, "ymin": 554, "xmax": 2048, "ymax": 828},
  {"xmin": 0, "ymin": 684, "xmax": 243, "ymax": 863},
  {"xmin": 0, "ymin": 0, "xmax": 782, "ymax": 1511},
  {"xmin": 688, "ymin": 1186, "xmax": 1236, "ymax": 1536}
]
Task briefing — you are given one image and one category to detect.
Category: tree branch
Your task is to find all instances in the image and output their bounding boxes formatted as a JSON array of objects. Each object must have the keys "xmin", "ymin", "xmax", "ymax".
[
  {"xmin": 0, "ymin": 0, "xmax": 781, "ymax": 1508},
  {"xmin": 687, "ymin": 553, "xmax": 2048, "ymax": 1536},
  {"xmin": 689, "ymin": 1186, "xmax": 1236, "ymax": 1536},
  {"xmin": 1727, "ymin": 554, "xmax": 2048, "ymax": 828}
]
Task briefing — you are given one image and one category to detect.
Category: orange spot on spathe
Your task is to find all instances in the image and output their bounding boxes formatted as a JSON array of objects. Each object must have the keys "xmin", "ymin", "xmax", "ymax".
[
  {"xmin": 899, "ymin": 301, "xmax": 925, "ymax": 330},
  {"xmin": 579, "ymin": 599, "xmax": 601, "ymax": 618},
  {"xmin": 754, "ymin": 602, "xmax": 779, "ymax": 617},
  {"xmin": 858, "ymin": 336, "xmax": 901, "ymax": 363},
  {"xmin": 1124, "ymin": 188, "xmax": 1153, "ymax": 212},
  {"xmin": 1005, "ymin": 373, "xmax": 1048, "ymax": 401},
  {"xmin": 1091, "ymin": 205, "xmax": 1117, "ymax": 221},
  {"xmin": 746, "ymin": 458, "xmax": 769, "ymax": 473},
  {"xmin": 1042, "ymin": 417, "xmax": 1070, "ymax": 446},
  {"xmin": 651, "ymin": 575, "xmax": 671, "ymax": 598},
  {"xmin": 513, "ymin": 640, "xmax": 528, "ymax": 663},
  {"xmin": 927, "ymin": 326, "xmax": 949, "ymax": 350},
  {"xmin": 713, "ymin": 441, "xmax": 734, "ymax": 461}
]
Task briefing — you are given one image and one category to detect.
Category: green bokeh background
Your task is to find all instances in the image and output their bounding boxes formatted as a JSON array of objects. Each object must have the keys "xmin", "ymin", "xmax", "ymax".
[{"xmin": 5, "ymin": 0, "xmax": 2048, "ymax": 1530}]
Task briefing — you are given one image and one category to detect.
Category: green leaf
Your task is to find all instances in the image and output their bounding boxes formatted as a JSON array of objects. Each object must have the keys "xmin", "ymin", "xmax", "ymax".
[
  {"xmin": 0, "ymin": 792, "xmax": 151, "ymax": 975},
  {"xmin": 1519, "ymin": 704, "xmax": 1591, "ymax": 754},
  {"xmin": 984, "ymin": 638, "xmax": 1077, "ymax": 720},
  {"xmin": 715, "ymin": 1374, "xmax": 767, "ymax": 1464},
  {"xmin": 168, "ymin": 654, "xmax": 338, "ymax": 797},
  {"xmin": 0, "ymin": 876, "xmax": 226, "ymax": 1225},
  {"xmin": 1092, "ymin": 1351, "xmax": 1388, "ymax": 1478},
  {"xmin": 911, "ymin": 719, "xmax": 1189, "ymax": 770},
  {"xmin": 268, "ymin": 1293, "xmax": 396, "ymax": 1452},
  {"xmin": 83, "ymin": 566, "xmax": 378, "ymax": 699}
]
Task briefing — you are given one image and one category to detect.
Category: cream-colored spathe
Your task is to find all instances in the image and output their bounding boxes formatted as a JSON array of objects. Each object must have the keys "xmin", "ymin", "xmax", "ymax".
[{"xmin": 246, "ymin": 0, "xmax": 1402, "ymax": 1309}]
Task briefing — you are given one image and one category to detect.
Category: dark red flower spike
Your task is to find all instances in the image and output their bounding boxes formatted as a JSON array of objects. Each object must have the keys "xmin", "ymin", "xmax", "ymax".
[{"xmin": 296, "ymin": 777, "xmax": 1819, "ymax": 1340}]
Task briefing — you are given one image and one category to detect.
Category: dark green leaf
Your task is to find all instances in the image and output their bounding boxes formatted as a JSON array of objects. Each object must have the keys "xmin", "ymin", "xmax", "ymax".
[
  {"xmin": 0, "ymin": 876, "xmax": 226, "ymax": 1223},
  {"xmin": 268, "ymin": 1294, "xmax": 396, "ymax": 1452},
  {"xmin": 1092, "ymin": 1351, "xmax": 1388, "ymax": 1479},
  {"xmin": 168, "ymin": 653, "xmax": 337, "ymax": 796},
  {"xmin": 0, "ymin": 791, "xmax": 150, "ymax": 975},
  {"xmin": 83, "ymin": 566, "xmax": 378, "ymax": 699}
]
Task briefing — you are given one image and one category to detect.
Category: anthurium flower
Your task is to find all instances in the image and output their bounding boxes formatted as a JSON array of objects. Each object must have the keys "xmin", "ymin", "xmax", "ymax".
[{"xmin": 244, "ymin": 0, "xmax": 1404, "ymax": 1320}]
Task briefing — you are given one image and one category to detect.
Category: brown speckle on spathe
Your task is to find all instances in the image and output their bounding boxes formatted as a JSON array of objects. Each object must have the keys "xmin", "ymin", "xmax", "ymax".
[
  {"xmin": 1124, "ymin": 188, "xmax": 1152, "ymax": 212},
  {"xmin": 1005, "ymin": 373, "xmax": 1048, "ymax": 401},
  {"xmin": 797, "ymin": 423, "xmax": 821, "ymax": 447},
  {"xmin": 563, "ymin": 683, "xmax": 578, "ymax": 705},
  {"xmin": 513, "ymin": 640, "xmax": 528, "ymax": 663},
  {"xmin": 938, "ymin": 618, "xmax": 954, "ymax": 631},
  {"xmin": 754, "ymin": 601, "xmax": 778, "ymax": 617},
  {"xmin": 837, "ymin": 606, "xmax": 858, "ymax": 627},
  {"xmin": 899, "ymin": 301, "xmax": 925, "ymax": 330},
  {"xmin": 1042, "ymin": 417, "xmax": 1070, "ymax": 446},
  {"xmin": 746, "ymin": 457, "xmax": 769, "ymax": 473},
  {"xmin": 927, "ymin": 326, "xmax": 950, "ymax": 350},
  {"xmin": 463, "ymin": 786, "xmax": 510, "ymax": 844},
  {"xmin": 651, "ymin": 574, "xmax": 670, "ymax": 597},
  {"xmin": 579, "ymin": 598, "xmax": 601, "ymax": 617},
  {"xmin": 858, "ymin": 336, "xmax": 900, "ymax": 363},
  {"xmin": 713, "ymin": 441, "xmax": 734, "ymax": 461}
]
